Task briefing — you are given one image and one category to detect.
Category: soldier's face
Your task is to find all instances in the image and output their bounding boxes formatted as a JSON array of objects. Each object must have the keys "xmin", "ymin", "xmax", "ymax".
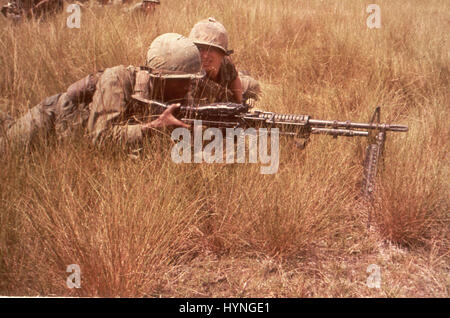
[
  {"xmin": 196, "ymin": 44, "xmax": 225, "ymax": 80},
  {"xmin": 160, "ymin": 78, "xmax": 191, "ymax": 102}
]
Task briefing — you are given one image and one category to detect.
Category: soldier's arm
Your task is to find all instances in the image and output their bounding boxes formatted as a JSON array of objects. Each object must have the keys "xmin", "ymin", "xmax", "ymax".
[
  {"xmin": 222, "ymin": 56, "xmax": 242, "ymax": 103},
  {"xmin": 87, "ymin": 65, "xmax": 146, "ymax": 147},
  {"xmin": 229, "ymin": 76, "xmax": 243, "ymax": 104}
]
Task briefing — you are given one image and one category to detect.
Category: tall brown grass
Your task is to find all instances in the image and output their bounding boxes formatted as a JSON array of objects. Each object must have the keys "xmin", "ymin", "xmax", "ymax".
[{"xmin": 0, "ymin": 0, "xmax": 448, "ymax": 296}]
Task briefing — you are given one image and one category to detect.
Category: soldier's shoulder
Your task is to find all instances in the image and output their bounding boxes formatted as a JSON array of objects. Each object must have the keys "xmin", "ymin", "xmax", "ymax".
[
  {"xmin": 102, "ymin": 64, "xmax": 138, "ymax": 74},
  {"xmin": 96, "ymin": 65, "xmax": 138, "ymax": 84}
]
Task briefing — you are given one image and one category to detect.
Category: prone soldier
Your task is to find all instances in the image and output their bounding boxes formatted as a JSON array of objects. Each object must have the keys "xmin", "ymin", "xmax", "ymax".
[{"xmin": 1, "ymin": 33, "xmax": 203, "ymax": 151}]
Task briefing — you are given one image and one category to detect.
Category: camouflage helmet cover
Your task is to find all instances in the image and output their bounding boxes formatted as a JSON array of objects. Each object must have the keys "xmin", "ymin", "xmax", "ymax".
[
  {"xmin": 189, "ymin": 17, "xmax": 233, "ymax": 55},
  {"xmin": 146, "ymin": 33, "xmax": 205, "ymax": 79}
]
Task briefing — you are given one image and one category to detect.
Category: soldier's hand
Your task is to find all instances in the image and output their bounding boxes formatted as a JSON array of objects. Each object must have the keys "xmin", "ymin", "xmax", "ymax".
[{"xmin": 142, "ymin": 104, "xmax": 190, "ymax": 133}]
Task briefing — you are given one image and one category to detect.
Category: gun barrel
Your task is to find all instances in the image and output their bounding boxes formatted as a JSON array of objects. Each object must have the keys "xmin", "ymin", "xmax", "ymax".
[
  {"xmin": 308, "ymin": 119, "xmax": 408, "ymax": 132},
  {"xmin": 311, "ymin": 128, "xmax": 369, "ymax": 137}
]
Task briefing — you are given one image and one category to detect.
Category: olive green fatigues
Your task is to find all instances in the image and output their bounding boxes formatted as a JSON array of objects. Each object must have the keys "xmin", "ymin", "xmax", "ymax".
[{"xmin": 1, "ymin": 66, "xmax": 156, "ymax": 150}]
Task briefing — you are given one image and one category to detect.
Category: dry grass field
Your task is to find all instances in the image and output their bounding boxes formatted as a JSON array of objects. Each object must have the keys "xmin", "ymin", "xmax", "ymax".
[{"xmin": 0, "ymin": 0, "xmax": 448, "ymax": 297}]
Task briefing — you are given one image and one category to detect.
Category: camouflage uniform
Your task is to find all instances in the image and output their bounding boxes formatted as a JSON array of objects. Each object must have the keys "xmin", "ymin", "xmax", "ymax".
[
  {"xmin": 88, "ymin": 65, "xmax": 158, "ymax": 146},
  {"xmin": 1, "ymin": 71, "xmax": 102, "ymax": 149},
  {"xmin": 1, "ymin": 33, "xmax": 203, "ymax": 150},
  {"xmin": 1, "ymin": 0, "xmax": 63, "ymax": 20}
]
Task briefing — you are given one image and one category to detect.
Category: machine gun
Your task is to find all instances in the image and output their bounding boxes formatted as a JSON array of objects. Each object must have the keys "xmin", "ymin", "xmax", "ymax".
[{"xmin": 132, "ymin": 95, "xmax": 408, "ymax": 219}]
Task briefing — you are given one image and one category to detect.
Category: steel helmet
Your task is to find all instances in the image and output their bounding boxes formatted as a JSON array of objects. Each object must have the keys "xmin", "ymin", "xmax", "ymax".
[
  {"xmin": 146, "ymin": 33, "xmax": 205, "ymax": 79},
  {"xmin": 189, "ymin": 17, "xmax": 233, "ymax": 55}
]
